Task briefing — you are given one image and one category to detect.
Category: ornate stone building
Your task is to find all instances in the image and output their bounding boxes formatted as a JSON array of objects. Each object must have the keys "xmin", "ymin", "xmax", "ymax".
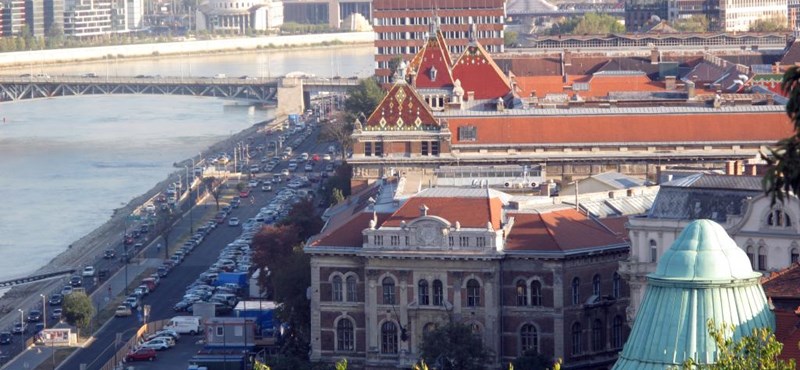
[{"xmin": 305, "ymin": 182, "xmax": 652, "ymax": 369}]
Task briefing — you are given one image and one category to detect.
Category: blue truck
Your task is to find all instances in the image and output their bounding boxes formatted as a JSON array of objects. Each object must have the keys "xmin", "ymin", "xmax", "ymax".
[
  {"xmin": 214, "ymin": 272, "xmax": 248, "ymax": 293},
  {"xmin": 234, "ymin": 301, "xmax": 279, "ymax": 345}
]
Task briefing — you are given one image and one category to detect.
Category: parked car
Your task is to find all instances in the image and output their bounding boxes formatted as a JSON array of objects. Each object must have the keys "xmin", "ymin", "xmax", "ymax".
[
  {"xmin": 48, "ymin": 294, "xmax": 63, "ymax": 305},
  {"xmin": 26, "ymin": 310, "xmax": 42, "ymax": 322},
  {"xmin": 115, "ymin": 305, "xmax": 132, "ymax": 317},
  {"xmin": 51, "ymin": 308, "xmax": 62, "ymax": 320},
  {"xmin": 139, "ymin": 338, "xmax": 170, "ymax": 351},
  {"xmin": 82, "ymin": 266, "xmax": 96, "ymax": 277},
  {"xmin": 124, "ymin": 347, "xmax": 157, "ymax": 362},
  {"xmin": 0, "ymin": 332, "xmax": 11, "ymax": 345}
]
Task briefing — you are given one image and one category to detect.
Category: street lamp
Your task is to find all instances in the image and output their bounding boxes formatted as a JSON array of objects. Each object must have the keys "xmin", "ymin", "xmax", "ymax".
[
  {"xmin": 40, "ymin": 294, "xmax": 46, "ymax": 330},
  {"xmin": 185, "ymin": 164, "xmax": 194, "ymax": 234},
  {"xmin": 18, "ymin": 309, "xmax": 23, "ymax": 336}
]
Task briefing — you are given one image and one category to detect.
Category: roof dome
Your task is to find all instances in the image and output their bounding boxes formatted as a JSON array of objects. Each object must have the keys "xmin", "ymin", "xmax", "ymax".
[{"xmin": 651, "ymin": 219, "xmax": 760, "ymax": 281}]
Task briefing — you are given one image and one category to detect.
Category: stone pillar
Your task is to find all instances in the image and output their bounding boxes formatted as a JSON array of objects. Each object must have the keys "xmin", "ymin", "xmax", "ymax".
[
  {"xmin": 276, "ymin": 77, "xmax": 304, "ymax": 117},
  {"xmin": 552, "ymin": 266, "xmax": 564, "ymax": 359},
  {"xmin": 309, "ymin": 259, "xmax": 322, "ymax": 360},
  {"xmin": 328, "ymin": 0, "xmax": 341, "ymax": 29},
  {"xmin": 366, "ymin": 270, "xmax": 378, "ymax": 355}
]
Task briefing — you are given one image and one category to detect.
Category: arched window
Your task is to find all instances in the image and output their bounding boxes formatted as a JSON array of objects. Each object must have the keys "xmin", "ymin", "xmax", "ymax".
[
  {"xmin": 432, "ymin": 280, "xmax": 444, "ymax": 306},
  {"xmin": 571, "ymin": 277, "xmax": 580, "ymax": 305},
  {"xmin": 520, "ymin": 324, "xmax": 538, "ymax": 354},
  {"xmin": 649, "ymin": 239, "xmax": 658, "ymax": 263},
  {"xmin": 346, "ymin": 276, "xmax": 357, "ymax": 302},
  {"xmin": 611, "ymin": 316, "xmax": 623, "ymax": 348},
  {"xmin": 332, "ymin": 275, "xmax": 343, "ymax": 301},
  {"xmin": 336, "ymin": 318, "xmax": 354, "ymax": 351},
  {"xmin": 758, "ymin": 246, "xmax": 767, "ymax": 271},
  {"xmin": 382, "ymin": 277, "xmax": 395, "ymax": 305},
  {"xmin": 591, "ymin": 319, "xmax": 604, "ymax": 351},
  {"xmin": 381, "ymin": 321, "xmax": 398, "ymax": 354},
  {"xmin": 592, "ymin": 274, "xmax": 601, "ymax": 297},
  {"xmin": 768, "ymin": 209, "xmax": 792, "ymax": 227},
  {"xmin": 516, "ymin": 279, "xmax": 528, "ymax": 306},
  {"xmin": 747, "ymin": 245, "xmax": 755, "ymax": 269},
  {"xmin": 418, "ymin": 280, "xmax": 429, "ymax": 305},
  {"xmin": 531, "ymin": 281, "xmax": 542, "ymax": 306},
  {"xmin": 612, "ymin": 273, "xmax": 621, "ymax": 299},
  {"xmin": 571, "ymin": 322, "xmax": 583, "ymax": 355},
  {"xmin": 792, "ymin": 248, "xmax": 799, "ymax": 264},
  {"xmin": 466, "ymin": 279, "xmax": 481, "ymax": 307}
]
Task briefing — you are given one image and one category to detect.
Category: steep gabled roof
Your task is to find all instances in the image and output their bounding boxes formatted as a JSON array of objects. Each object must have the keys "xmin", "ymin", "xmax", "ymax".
[
  {"xmin": 452, "ymin": 42, "xmax": 512, "ymax": 100},
  {"xmin": 408, "ymin": 31, "xmax": 455, "ymax": 89},
  {"xmin": 381, "ymin": 195, "xmax": 504, "ymax": 230},
  {"xmin": 364, "ymin": 80, "xmax": 438, "ymax": 130},
  {"xmin": 780, "ymin": 41, "xmax": 800, "ymax": 66},
  {"xmin": 504, "ymin": 209, "xmax": 627, "ymax": 252}
]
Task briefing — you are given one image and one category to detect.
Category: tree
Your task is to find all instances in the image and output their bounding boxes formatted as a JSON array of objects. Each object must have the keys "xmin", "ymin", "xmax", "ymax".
[
  {"xmin": 387, "ymin": 56, "xmax": 404, "ymax": 81},
  {"xmin": 504, "ymin": 31, "xmax": 519, "ymax": 48},
  {"xmin": 278, "ymin": 198, "xmax": 323, "ymax": 240},
  {"xmin": 572, "ymin": 13, "xmax": 625, "ymax": 35},
  {"xmin": 749, "ymin": 16, "xmax": 789, "ymax": 32},
  {"xmin": 681, "ymin": 319, "xmax": 795, "ymax": 369},
  {"xmin": 203, "ymin": 176, "xmax": 222, "ymax": 210},
  {"xmin": 763, "ymin": 67, "xmax": 800, "ymax": 205},
  {"xmin": 270, "ymin": 248, "xmax": 311, "ymax": 340},
  {"xmin": 331, "ymin": 188, "xmax": 345, "ymax": 205},
  {"xmin": 418, "ymin": 322, "xmax": 491, "ymax": 370},
  {"xmin": 673, "ymin": 15, "xmax": 709, "ymax": 32},
  {"xmin": 252, "ymin": 224, "xmax": 301, "ymax": 274},
  {"xmin": 513, "ymin": 350, "xmax": 556, "ymax": 370},
  {"xmin": 318, "ymin": 112, "xmax": 354, "ymax": 159},
  {"xmin": 344, "ymin": 78, "xmax": 385, "ymax": 122},
  {"xmin": 62, "ymin": 292, "xmax": 95, "ymax": 335},
  {"xmin": 323, "ymin": 163, "xmax": 352, "ymax": 202}
]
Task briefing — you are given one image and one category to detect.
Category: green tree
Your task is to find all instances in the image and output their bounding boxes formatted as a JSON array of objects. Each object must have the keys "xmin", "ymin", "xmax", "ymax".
[
  {"xmin": 673, "ymin": 15, "xmax": 709, "ymax": 32},
  {"xmin": 318, "ymin": 112, "xmax": 354, "ymax": 159},
  {"xmin": 344, "ymin": 78, "xmax": 385, "ymax": 122},
  {"xmin": 62, "ymin": 292, "xmax": 95, "ymax": 335},
  {"xmin": 504, "ymin": 30, "xmax": 519, "ymax": 47},
  {"xmin": 331, "ymin": 188, "xmax": 345, "ymax": 205},
  {"xmin": 387, "ymin": 56, "xmax": 404, "ymax": 81},
  {"xmin": 270, "ymin": 249, "xmax": 311, "ymax": 341},
  {"xmin": 418, "ymin": 322, "xmax": 490, "ymax": 370},
  {"xmin": 513, "ymin": 350, "xmax": 556, "ymax": 370},
  {"xmin": 681, "ymin": 319, "xmax": 795, "ymax": 369},
  {"xmin": 749, "ymin": 16, "xmax": 789, "ymax": 32},
  {"xmin": 572, "ymin": 13, "xmax": 625, "ymax": 35},
  {"xmin": 202, "ymin": 176, "xmax": 222, "ymax": 210},
  {"xmin": 323, "ymin": 163, "xmax": 352, "ymax": 202},
  {"xmin": 763, "ymin": 67, "xmax": 800, "ymax": 204}
]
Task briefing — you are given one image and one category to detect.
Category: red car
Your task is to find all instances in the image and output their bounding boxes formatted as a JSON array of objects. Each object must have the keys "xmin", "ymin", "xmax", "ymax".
[
  {"xmin": 239, "ymin": 189, "xmax": 250, "ymax": 198},
  {"xmin": 125, "ymin": 347, "xmax": 157, "ymax": 362}
]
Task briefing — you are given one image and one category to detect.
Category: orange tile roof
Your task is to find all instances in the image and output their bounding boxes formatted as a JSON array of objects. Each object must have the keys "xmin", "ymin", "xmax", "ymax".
[
  {"xmin": 311, "ymin": 212, "xmax": 392, "ymax": 248},
  {"xmin": 381, "ymin": 196, "xmax": 504, "ymax": 230},
  {"xmin": 763, "ymin": 263, "xmax": 800, "ymax": 299},
  {"xmin": 514, "ymin": 75, "xmax": 589, "ymax": 97},
  {"xmin": 447, "ymin": 112, "xmax": 792, "ymax": 145},
  {"xmin": 505, "ymin": 210, "xmax": 627, "ymax": 252},
  {"xmin": 584, "ymin": 74, "xmax": 664, "ymax": 97},
  {"xmin": 409, "ymin": 32, "xmax": 454, "ymax": 89},
  {"xmin": 365, "ymin": 81, "xmax": 438, "ymax": 130},
  {"xmin": 452, "ymin": 43, "xmax": 511, "ymax": 100}
]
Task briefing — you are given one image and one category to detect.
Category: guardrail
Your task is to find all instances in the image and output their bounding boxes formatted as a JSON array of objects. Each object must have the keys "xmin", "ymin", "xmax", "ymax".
[{"xmin": 99, "ymin": 319, "xmax": 167, "ymax": 370}]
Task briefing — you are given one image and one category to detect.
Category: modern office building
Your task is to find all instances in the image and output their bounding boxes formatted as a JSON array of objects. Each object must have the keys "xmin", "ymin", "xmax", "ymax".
[
  {"xmin": 24, "ymin": 0, "xmax": 44, "ymax": 36},
  {"xmin": 43, "ymin": 0, "xmax": 63, "ymax": 35},
  {"xmin": 196, "ymin": 0, "xmax": 282, "ymax": 34},
  {"xmin": 63, "ymin": 0, "xmax": 112, "ymax": 36},
  {"xmin": 372, "ymin": 0, "xmax": 505, "ymax": 83},
  {"xmin": 1, "ymin": 0, "xmax": 26, "ymax": 36}
]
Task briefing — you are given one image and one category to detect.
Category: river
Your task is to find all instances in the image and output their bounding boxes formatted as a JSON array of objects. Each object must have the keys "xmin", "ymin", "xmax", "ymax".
[{"xmin": 0, "ymin": 45, "xmax": 374, "ymax": 282}]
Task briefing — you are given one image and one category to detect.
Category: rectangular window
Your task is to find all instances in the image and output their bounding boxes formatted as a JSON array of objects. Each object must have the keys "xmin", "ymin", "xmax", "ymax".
[
  {"xmin": 476, "ymin": 237, "xmax": 486, "ymax": 247},
  {"xmin": 216, "ymin": 326, "xmax": 224, "ymax": 336},
  {"xmin": 458, "ymin": 126, "xmax": 477, "ymax": 141},
  {"xmin": 374, "ymin": 235, "xmax": 383, "ymax": 246},
  {"xmin": 449, "ymin": 236, "xmax": 454, "ymax": 247},
  {"xmin": 431, "ymin": 141, "xmax": 439, "ymax": 155},
  {"xmin": 365, "ymin": 142, "xmax": 372, "ymax": 156},
  {"xmin": 374, "ymin": 142, "xmax": 384, "ymax": 156},
  {"xmin": 405, "ymin": 236, "xmax": 409, "ymax": 245},
  {"xmin": 459, "ymin": 236, "xmax": 469, "ymax": 247},
  {"xmin": 421, "ymin": 141, "xmax": 429, "ymax": 156},
  {"xmin": 390, "ymin": 235, "xmax": 399, "ymax": 246},
  {"xmin": 363, "ymin": 235, "xmax": 369, "ymax": 245}
]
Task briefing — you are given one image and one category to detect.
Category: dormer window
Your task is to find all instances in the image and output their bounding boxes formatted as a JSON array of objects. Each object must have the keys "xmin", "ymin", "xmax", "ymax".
[
  {"xmin": 429, "ymin": 66, "xmax": 437, "ymax": 81},
  {"xmin": 767, "ymin": 209, "xmax": 792, "ymax": 228}
]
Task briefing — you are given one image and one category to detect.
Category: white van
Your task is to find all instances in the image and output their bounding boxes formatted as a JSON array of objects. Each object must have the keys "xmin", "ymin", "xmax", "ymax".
[{"xmin": 164, "ymin": 316, "xmax": 203, "ymax": 335}]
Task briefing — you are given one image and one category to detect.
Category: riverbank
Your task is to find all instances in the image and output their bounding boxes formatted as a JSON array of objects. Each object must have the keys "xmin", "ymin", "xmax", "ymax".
[{"xmin": 0, "ymin": 32, "xmax": 373, "ymax": 69}]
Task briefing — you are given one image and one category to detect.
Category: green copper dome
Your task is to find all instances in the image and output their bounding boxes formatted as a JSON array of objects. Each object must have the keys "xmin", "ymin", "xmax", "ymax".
[
  {"xmin": 613, "ymin": 220, "xmax": 774, "ymax": 370},
  {"xmin": 652, "ymin": 219, "xmax": 761, "ymax": 281}
]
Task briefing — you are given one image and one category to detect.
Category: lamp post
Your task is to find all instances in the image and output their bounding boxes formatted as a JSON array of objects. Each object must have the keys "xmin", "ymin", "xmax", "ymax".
[
  {"xmin": 40, "ymin": 294, "xmax": 46, "ymax": 330},
  {"xmin": 18, "ymin": 309, "xmax": 23, "ymax": 337},
  {"xmin": 185, "ymin": 164, "xmax": 194, "ymax": 234}
]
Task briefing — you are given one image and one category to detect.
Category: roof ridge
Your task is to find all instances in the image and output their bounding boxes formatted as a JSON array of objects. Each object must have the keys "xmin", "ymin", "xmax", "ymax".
[{"xmin": 763, "ymin": 262, "xmax": 800, "ymax": 284}]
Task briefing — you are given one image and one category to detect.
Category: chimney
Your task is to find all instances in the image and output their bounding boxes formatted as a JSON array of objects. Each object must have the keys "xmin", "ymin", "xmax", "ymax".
[
  {"xmin": 725, "ymin": 161, "xmax": 735, "ymax": 175},
  {"xmin": 735, "ymin": 160, "xmax": 743, "ymax": 175},
  {"xmin": 420, "ymin": 204, "xmax": 429, "ymax": 216},
  {"xmin": 650, "ymin": 48, "xmax": 659, "ymax": 65},
  {"xmin": 665, "ymin": 75, "xmax": 676, "ymax": 90},
  {"xmin": 767, "ymin": 94, "xmax": 774, "ymax": 105},
  {"xmin": 686, "ymin": 81, "xmax": 696, "ymax": 99},
  {"xmin": 563, "ymin": 49, "xmax": 572, "ymax": 66},
  {"xmin": 496, "ymin": 97, "xmax": 505, "ymax": 112},
  {"xmin": 774, "ymin": 61, "xmax": 781, "ymax": 73},
  {"xmin": 467, "ymin": 91, "xmax": 474, "ymax": 101}
]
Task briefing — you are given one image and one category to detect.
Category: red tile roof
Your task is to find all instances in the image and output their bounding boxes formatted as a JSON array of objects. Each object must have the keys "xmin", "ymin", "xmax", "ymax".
[
  {"xmin": 447, "ymin": 112, "xmax": 792, "ymax": 145},
  {"xmin": 763, "ymin": 263, "xmax": 800, "ymax": 299},
  {"xmin": 774, "ymin": 309, "xmax": 800, "ymax": 362},
  {"xmin": 311, "ymin": 212, "xmax": 392, "ymax": 248},
  {"xmin": 504, "ymin": 210, "xmax": 627, "ymax": 252},
  {"xmin": 365, "ymin": 81, "xmax": 438, "ymax": 129},
  {"xmin": 452, "ymin": 43, "xmax": 511, "ymax": 100},
  {"xmin": 584, "ymin": 73, "xmax": 664, "ymax": 97},
  {"xmin": 381, "ymin": 196, "xmax": 504, "ymax": 230},
  {"xmin": 374, "ymin": 0, "xmax": 504, "ymax": 10},
  {"xmin": 409, "ymin": 32, "xmax": 454, "ymax": 89}
]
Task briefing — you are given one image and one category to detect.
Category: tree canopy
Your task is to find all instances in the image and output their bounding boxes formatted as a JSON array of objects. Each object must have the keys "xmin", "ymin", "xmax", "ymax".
[
  {"xmin": 62, "ymin": 291, "xmax": 95, "ymax": 334},
  {"xmin": 672, "ymin": 15, "xmax": 709, "ymax": 33},
  {"xmin": 344, "ymin": 78, "xmax": 385, "ymax": 122},
  {"xmin": 749, "ymin": 16, "xmax": 789, "ymax": 32},
  {"xmin": 681, "ymin": 320, "xmax": 795, "ymax": 370},
  {"xmin": 763, "ymin": 67, "xmax": 800, "ymax": 204},
  {"xmin": 418, "ymin": 322, "xmax": 491, "ymax": 370},
  {"xmin": 548, "ymin": 13, "xmax": 624, "ymax": 35}
]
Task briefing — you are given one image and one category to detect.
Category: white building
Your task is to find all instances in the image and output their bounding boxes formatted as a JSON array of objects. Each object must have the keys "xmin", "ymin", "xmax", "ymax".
[
  {"xmin": 720, "ymin": 0, "xmax": 788, "ymax": 31},
  {"xmin": 125, "ymin": 0, "xmax": 142, "ymax": 29},
  {"xmin": 619, "ymin": 173, "xmax": 800, "ymax": 321},
  {"xmin": 64, "ymin": 0, "xmax": 112, "ymax": 36},
  {"xmin": 196, "ymin": 0, "xmax": 282, "ymax": 34}
]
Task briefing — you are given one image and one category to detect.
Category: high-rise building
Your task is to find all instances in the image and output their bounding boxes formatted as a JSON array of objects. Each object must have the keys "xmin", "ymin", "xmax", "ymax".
[
  {"xmin": 372, "ymin": 0, "xmax": 505, "ymax": 83},
  {"xmin": 43, "ymin": 0, "xmax": 64, "ymax": 35},
  {"xmin": 63, "ymin": 0, "xmax": 112, "ymax": 36},
  {"xmin": 125, "ymin": 0, "xmax": 142, "ymax": 29},
  {"xmin": 625, "ymin": 0, "xmax": 669, "ymax": 31},
  {"xmin": 25, "ymin": 0, "xmax": 44, "ymax": 36},
  {"xmin": 2, "ymin": 0, "xmax": 27, "ymax": 36},
  {"xmin": 665, "ymin": 0, "xmax": 788, "ymax": 31}
]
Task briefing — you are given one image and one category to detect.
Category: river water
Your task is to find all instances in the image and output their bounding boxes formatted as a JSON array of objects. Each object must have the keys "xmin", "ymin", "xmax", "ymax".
[{"xmin": 0, "ymin": 45, "xmax": 373, "ymax": 282}]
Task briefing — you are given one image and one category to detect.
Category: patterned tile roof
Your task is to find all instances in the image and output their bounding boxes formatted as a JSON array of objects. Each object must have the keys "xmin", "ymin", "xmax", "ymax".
[
  {"xmin": 452, "ymin": 42, "xmax": 512, "ymax": 100},
  {"xmin": 648, "ymin": 175, "xmax": 763, "ymax": 222},
  {"xmin": 364, "ymin": 80, "xmax": 438, "ymax": 130},
  {"xmin": 409, "ymin": 31, "xmax": 454, "ymax": 89},
  {"xmin": 504, "ymin": 210, "xmax": 627, "ymax": 252},
  {"xmin": 780, "ymin": 41, "xmax": 800, "ymax": 66}
]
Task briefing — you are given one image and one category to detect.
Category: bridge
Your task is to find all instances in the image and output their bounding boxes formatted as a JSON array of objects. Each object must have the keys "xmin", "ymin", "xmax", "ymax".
[{"xmin": 0, "ymin": 75, "xmax": 360, "ymax": 103}]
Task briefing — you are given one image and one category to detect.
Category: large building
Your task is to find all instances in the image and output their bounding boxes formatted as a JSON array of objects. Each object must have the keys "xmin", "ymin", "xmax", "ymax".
[
  {"xmin": 306, "ymin": 180, "xmax": 654, "ymax": 369},
  {"xmin": 63, "ymin": 0, "xmax": 112, "ymax": 36},
  {"xmin": 349, "ymin": 29, "xmax": 794, "ymax": 192},
  {"xmin": 633, "ymin": 0, "xmax": 789, "ymax": 31},
  {"xmin": 196, "ymin": 0, "xmax": 283, "ymax": 34},
  {"xmin": 620, "ymin": 171, "xmax": 800, "ymax": 322},
  {"xmin": 1, "ymin": 0, "xmax": 26, "ymax": 36},
  {"xmin": 372, "ymin": 0, "xmax": 505, "ymax": 83},
  {"xmin": 43, "ymin": 0, "xmax": 63, "ymax": 35}
]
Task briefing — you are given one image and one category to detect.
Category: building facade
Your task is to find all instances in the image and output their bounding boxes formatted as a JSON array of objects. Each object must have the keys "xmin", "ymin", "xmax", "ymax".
[
  {"xmin": 372, "ymin": 0, "xmax": 505, "ymax": 83},
  {"xmin": 63, "ymin": 0, "xmax": 112, "ymax": 36},
  {"xmin": 620, "ymin": 173, "xmax": 800, "ymax": 321},
  {"xmin": 307, "ymin": 184, "xmax": 638, "ymax": 369},
  {"xmin": 196, "ymin": 0, "xmax": 282, "ymax": 34},
  {"xmin": 43, "ymin": 0, "xmax": 63, "ymax": 34},
  {"xmin": 2, "ymin": 0, "xmax": 26, "ymax": 36}
]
